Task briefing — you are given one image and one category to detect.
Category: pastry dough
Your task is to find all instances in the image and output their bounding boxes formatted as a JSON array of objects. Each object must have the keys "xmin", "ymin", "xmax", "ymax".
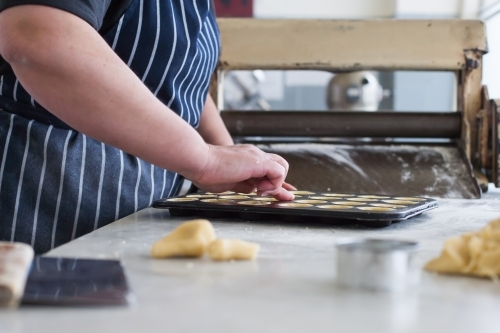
[
  {"xmin": 151, "ymin": 220, "xmax": 260, "ymax": 262},
  {"xmin": 151, "ymin": 220, "xmax": 216, "ymax": 258},
  {"xmin": 237, "ymin": 201, "xmax": 271, "ymax": 206},
  {"xmin": 0, "ymin": 242, "xmax": 34, "ymax": 307},
  {"xmin": 425, "ymin": 218, "xmax": 500, "ymax": 279},
  {"xmin": 208, "ymin": 239, "xmax": 260, "ymax": 261}
]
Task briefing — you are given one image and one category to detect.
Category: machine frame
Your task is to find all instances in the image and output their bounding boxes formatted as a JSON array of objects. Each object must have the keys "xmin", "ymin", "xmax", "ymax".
[{"xmin": 211, "ymin": 19, "xmax": 496, "ymax": 192}]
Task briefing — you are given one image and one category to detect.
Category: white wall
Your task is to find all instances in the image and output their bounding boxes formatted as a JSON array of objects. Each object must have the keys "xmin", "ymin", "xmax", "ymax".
[
  {"xmin": 254, "ymin": 0, "xmax": 481, "ymax": 19},
  {"xmin": 396, "ymin": 0, "xmax": 460, "ymax": 17},
  {"xmin": 254, "ymin": 0, "xmax": 396, "ymax": 19},
  {"xmin": 396, "ymin": 0, "xmax": 481, "ymax": 18},
  {"xmin": 482, "ymin": 0, "xmax": 500, "ymax": 99}
]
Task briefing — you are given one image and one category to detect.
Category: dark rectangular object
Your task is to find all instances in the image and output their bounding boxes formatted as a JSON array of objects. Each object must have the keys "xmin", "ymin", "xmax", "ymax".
[
  {"xmin": 22, "ymin": 257, "xmax": 132, "ymax": 306},
  {"xmin": 153, "ymin": 192, "xmax": 438, "ymax": 228},
  {"xmin": 221, "ymin": 111, "xmax": 462, "ymax": 138}
]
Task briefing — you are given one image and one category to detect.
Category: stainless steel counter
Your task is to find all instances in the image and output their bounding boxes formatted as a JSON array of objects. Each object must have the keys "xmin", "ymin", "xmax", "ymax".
[{"xmin": 1, "ymin": 192, "xmax": 500, "ymax": 333}]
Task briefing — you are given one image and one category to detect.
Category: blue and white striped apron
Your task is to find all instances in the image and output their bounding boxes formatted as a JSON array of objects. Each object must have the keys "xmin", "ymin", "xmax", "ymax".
[{"xmin": 0, "ymin": 0, "xmax": 220, "ymax": 253}]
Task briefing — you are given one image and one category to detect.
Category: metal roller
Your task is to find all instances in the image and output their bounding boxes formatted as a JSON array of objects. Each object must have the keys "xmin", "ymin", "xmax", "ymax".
[{"xmin": 221, "ymin": 111, "xmax": 462, "ymax": 138}]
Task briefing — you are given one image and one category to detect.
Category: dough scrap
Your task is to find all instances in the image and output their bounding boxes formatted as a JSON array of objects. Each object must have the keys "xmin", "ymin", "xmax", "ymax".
[
  {"xmin": 425, "ymin": 218, "xmax": 500, "ymax": 279},
  {"xmin": 0, "ymin": 242, "xmax": 34, "ymax": 307},
  {"xmin": 151, "ymin": 219, "xmax": 216, "ymax": 258},
  {"xmin": 208, "ymin": 239, "xmax": 260, "ymax": 261}
]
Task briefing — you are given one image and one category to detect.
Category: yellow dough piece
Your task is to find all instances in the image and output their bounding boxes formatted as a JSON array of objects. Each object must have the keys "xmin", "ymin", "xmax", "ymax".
[
  {"xmin": 208, "ymin": 239, "xmax": 260, "ymax": 261},
  {"xmin": 151, "ymin": 220, "xmax": 216, "ymax": 258},
  {"xmin": 425, "ymin": 218, "xmax": 500, "ymax": 279},
  {"xmin": 0, "ymin": 242, "xmax": 34, "ymax": 308}
]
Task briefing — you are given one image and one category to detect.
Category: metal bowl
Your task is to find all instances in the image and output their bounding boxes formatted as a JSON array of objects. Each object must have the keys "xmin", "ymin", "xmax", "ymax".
[{"xmin": 335, "ymin": 238, "xmax": 419, "ymax": 292}]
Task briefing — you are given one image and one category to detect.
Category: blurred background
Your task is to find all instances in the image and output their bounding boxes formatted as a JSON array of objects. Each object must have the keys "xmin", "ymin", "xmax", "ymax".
[{"xmin": 214, "ymin": 0, "xmax": 500, "ymax": 112}]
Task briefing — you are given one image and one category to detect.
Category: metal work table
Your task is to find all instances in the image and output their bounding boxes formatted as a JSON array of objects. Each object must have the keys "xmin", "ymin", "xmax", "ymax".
[{"xmin": 2, "ymin": 192, "xmax": 500, "ymax": 333}]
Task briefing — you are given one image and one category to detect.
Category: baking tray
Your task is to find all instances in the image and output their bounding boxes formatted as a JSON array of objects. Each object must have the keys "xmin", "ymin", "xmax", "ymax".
[{"xmin": 153, "ymin": 191, "xmax": 438, "ymax": 227}]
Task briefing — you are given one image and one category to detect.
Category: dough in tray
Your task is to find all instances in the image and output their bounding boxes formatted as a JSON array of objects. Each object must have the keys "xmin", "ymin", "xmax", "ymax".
[{"xmin": 425, "ymin": 218, "xmax": 500, "ymax": 279}]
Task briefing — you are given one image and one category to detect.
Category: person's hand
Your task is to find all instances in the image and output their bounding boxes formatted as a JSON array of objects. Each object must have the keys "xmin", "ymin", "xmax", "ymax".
[{"xmin": 189, "ymin": 144, "xmax": 295, "ymax": 201}]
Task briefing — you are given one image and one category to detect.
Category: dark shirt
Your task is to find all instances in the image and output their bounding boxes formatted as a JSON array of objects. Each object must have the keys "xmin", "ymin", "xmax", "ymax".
[
  {"xmin": 0, "ymin": 0, "xmax": 133, "ymax": 75},
  {"xmin": 1, "ymin": 0, "xmax": 118, "ymax": 30},
  {"xmin": 0, "ymin": 0, "xmax": 214, "ymax": 35}
]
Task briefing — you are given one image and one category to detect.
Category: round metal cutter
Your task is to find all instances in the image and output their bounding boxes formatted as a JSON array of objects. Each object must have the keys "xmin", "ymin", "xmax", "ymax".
[{"xmin": 335, "ymin": 238, "xmax": 419, "ymax": 292}]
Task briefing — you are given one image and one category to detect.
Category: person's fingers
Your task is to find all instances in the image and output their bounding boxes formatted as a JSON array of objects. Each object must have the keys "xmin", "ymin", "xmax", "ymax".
[
  {"xmin": 268, "ymin": 153, "xmax": 289, "ymax": 176},
  {"xmin": 255, "ymin": 178, "xmax": 276, "ymax": 195},
  {"xmin": 272, "ymin": 187, "xmax": 295, "ymax": 201},
  {"xmin": 282, "ymin": 182, "xmax": 297, "ymax": 191},
  {"xmin": 231, "ymin": 179, "xmax": 256, "ymax": 194},
  {"xmin": 255, "ymin": 179, "xmax": 296, "ymax": 201},
  {"xmin": 247, "ymin": 151, "xmax": 290, "ymax": 197},
  {"xmin": 192, "ymin": 182, "xmax": 232, "ymax": 194},
  {"xmin": 191, "ymin": 145, "xmax": 294, "ymax": 198},
  {"xmin": 251, "ymin": 158, "xmax": 286, "ymax": 193}
]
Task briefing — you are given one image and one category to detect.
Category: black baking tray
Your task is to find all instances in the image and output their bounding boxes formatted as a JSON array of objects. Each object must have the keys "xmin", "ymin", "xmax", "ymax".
[{"xmin": 153, "ymin": 191, "xmax": 438, "ymax": 228}]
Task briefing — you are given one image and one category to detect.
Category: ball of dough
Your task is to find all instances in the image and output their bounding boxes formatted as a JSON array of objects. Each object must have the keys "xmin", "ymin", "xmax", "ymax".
[
  {"xmin": 425, "ymin": 218, "xmax": 500, "ymax": 279},
  {"xmin": 208, "ymin": 239, "xmax": 260, "ymax": 261},
  {"xmin": 151, "ymin": 219, "xmax": 216, "ymax": 258}
]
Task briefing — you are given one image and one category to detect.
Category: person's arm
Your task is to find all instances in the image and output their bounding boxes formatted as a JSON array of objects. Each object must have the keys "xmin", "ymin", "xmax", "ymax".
[
  {"xmin": 197, "ymin": 95, "xmax": 234, "ymax": 146},
  {"xmin": 0, "ymin": 5, "xmax": 294, "ymax": 199}
]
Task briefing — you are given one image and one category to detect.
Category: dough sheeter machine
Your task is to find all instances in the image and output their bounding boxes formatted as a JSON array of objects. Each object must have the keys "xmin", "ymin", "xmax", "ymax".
[{"xmin": 209, "ymin": 19, "xmax": 500, "ymax": 199}]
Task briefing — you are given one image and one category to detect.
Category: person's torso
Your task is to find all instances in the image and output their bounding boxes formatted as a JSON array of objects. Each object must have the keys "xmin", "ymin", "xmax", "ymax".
[{"xmin": 0, "ymin": 0, "xmax": 220, "ymax": 128}]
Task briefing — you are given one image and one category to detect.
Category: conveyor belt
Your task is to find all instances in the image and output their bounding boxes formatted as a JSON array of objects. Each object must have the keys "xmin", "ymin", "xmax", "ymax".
[
  {"xmin": 259, "ymin": 143, "xmax": 481, "ymax": 199},
  {"xmin": 222, "ymin": 111, "xmax": 479, "ymax": 198}
]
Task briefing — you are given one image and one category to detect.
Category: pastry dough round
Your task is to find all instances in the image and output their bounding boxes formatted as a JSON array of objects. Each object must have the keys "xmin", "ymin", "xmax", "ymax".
[
  {"xmin": 358, "ymin": 195, "xmax": 390, "ymax": 199},
  {"xmin": 166, "ymin": 198, "xmax": 199, "ymax": 202},
  {"xmin": 295, "ymin": 199, "xmax": 328, "ymax": 204},
  {"xmin": 317, "ymin": 205, "xmax": 353, "ymax": 210},
  {"xmin": 219, "ymin": 195, "xmax": 250, "ymax": 200},
  {"xmin": 251, "ymin": 197, "xmax": 278, "ymax": 202},
  {"xmin": 186, "ymin": 194, "xmax": 216, "ymax": 198},
  {"xmin": 237, "ymin": 201, "xmax": 272, "ymax": 206},
  {"xmin": 346, "ymin": 198, "xmax": 378, "ymax": 202},
  {"xmin": 331, "ymin": 201, "xmax": 365, "ymax": 206},
  {"xmin": 277, "ymin": 203, "xmax": 313, "ymax": 208}
]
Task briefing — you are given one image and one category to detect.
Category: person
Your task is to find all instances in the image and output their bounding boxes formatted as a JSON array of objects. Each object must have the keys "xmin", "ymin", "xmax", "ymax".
[{"xmin": 0, "ymin": 0, "xmax": 294, "ymax": 254}]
